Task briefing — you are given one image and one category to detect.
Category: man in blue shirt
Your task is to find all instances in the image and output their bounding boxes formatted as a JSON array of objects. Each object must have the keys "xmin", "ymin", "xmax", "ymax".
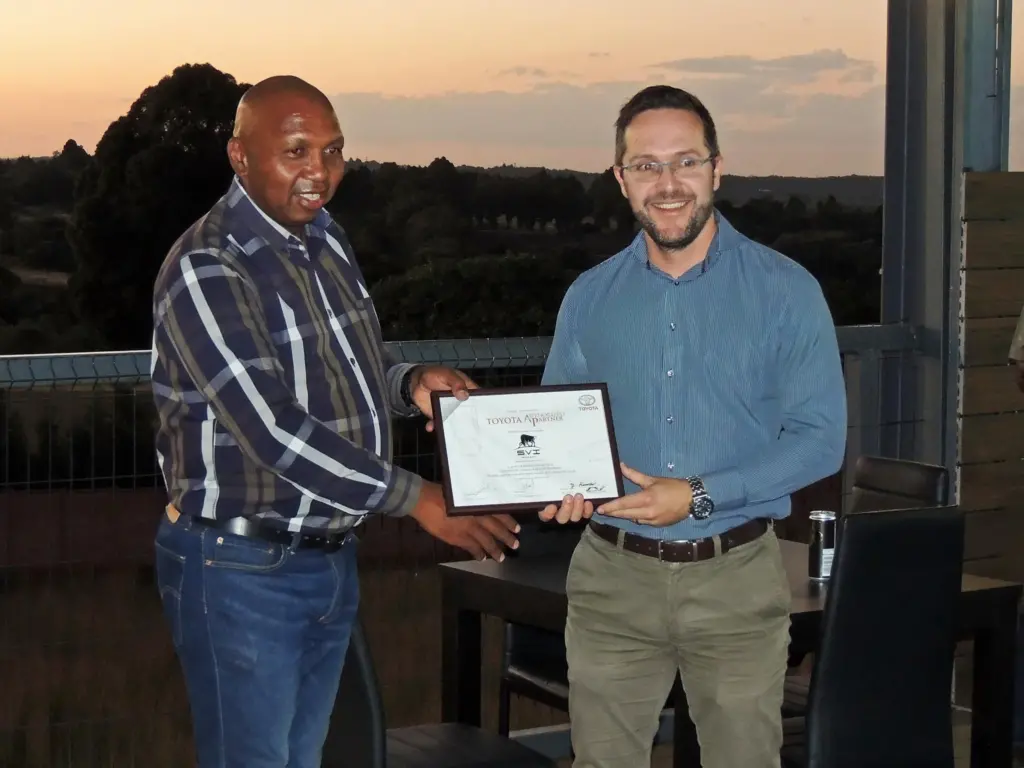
[{"xmin": 540, "ymin": 85, "xmax": 847, "ymax": 767}]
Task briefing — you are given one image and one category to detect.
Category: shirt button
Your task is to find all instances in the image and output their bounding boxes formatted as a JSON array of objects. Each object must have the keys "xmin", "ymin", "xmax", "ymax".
[
  {"xmin": 670, "ymin": 322, "xmax": 676, "ymax": 331},
  {"xmin": 666, "ymin": 416, "xmax": 674, "ymax": 424},
  {"xmin": 349, "ymin": 357, "xmax": 356, "ymax": 365},
  {"xmin": 667, "ymin": 462, "xmax": 675, "ymax": 471},
  {"xmin": 667, "ymin": 370, "xmax": 674, "ymax": 378}
]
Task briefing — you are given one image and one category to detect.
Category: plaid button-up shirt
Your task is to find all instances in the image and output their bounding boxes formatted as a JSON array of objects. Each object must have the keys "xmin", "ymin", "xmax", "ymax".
[{"xmin": 151, "ymin": 177, "xmax": 423, "ymax": 535}]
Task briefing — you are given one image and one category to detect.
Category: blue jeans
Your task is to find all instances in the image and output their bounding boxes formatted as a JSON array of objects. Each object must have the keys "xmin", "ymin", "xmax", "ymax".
[{"xmin": 154, "ymin": 513, "xmax": 359, "ymax": 768}]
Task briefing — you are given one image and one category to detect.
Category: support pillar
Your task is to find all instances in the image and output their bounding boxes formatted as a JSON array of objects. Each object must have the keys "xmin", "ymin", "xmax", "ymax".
[{"xmin": 879, "ymin": 0, "xmax": 1013, "ymax": 500}]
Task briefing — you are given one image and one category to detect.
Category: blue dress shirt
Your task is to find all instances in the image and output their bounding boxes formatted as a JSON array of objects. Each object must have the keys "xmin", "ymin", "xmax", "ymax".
[{"xmin": 542, "ymin": 212, "xmax": 848, "ymax": 541}]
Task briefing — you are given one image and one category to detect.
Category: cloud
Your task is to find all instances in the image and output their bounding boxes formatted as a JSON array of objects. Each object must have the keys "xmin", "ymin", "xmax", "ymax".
[
  {"xmin": 650, "ymin": 49, "xmax": 878, "ymax": 88},
  {"xmin": 329, "ymin": 50, "xmax": 895, "ymax": 176},
  {"xmin": 496, "ymin": 66, "xmax": 552, "ymax": 79},
  {"xmin": 494, "ymin": 65, "xmax": 581, "ymax": 81}
]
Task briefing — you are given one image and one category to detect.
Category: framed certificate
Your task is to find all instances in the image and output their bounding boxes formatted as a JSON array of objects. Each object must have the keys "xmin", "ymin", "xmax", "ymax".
[{"xmin": 430, "ymin": 384, "xmax": 625, "ymax": 516}]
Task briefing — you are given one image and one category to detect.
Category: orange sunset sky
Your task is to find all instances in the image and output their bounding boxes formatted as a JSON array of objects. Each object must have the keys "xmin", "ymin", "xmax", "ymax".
[{"xmin": 1, "ymin": 0, "xmax": 1021, "ymax": 176}]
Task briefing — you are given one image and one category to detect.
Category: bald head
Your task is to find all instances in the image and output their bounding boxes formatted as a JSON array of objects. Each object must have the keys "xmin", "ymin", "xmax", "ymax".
[
  {"xmin": 226, "ymin": 75, "xmax": 346, "ymax": 233},
  {"xmin": 232, "ymin": 76, "xmax": 335, "ymax": 140}
]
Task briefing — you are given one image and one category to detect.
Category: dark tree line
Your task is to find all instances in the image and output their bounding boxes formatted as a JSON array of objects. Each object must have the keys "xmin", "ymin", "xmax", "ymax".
[{"xmin": 0, "ymin": 63, "xmax": 882, "ymax": 357}]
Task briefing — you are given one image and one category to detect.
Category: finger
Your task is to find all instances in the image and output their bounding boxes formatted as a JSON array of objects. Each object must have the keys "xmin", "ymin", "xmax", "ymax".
[
  {"xmin": 597, "ymin": 491, "xmax": 651, "ymax": 514},
  {"xmin": 454, "ymin": 532, "xmax": 486, "ymax": 561},
  {"xmin": 425, "ymin": 420, "xmax": 435, "ymax": 433},
  {"xmin": 571, "ymin": 498, "xmax": 594, "ymax": 523},
  {"xmin": 458, "ymin": 370, "xmax": 480, "ymax": 390},
  {"xmin": 478, "ymin": 516, "xmax": 520, "ymax": 551},
  {"xmin": 619, "ymin": 463, "xmax": 653, "ymax": 489},
  {"xmin": 556, "ymin": 494, "xmax": 585, "ymax": 524},
  {"xmin": 554, "ymin": 495, "xmax": 572, "ymax": 524},
  {"xmin": 447, "ymin": 371, "xmax": 474, "ymax": 399},
  {"xmin": 538, "ymin": 504, "xmax": 558, "ymax": 521},
  {"xmin": 598, "ymin": 503, "xmax": 656, "ymax": 521},
  {"xmin": 494, "ymin": 513, "xmax": 522, "ymax": 534},
  {"xmin": 468, "ymin": 525, "xmax": 507, "ymax": 562}
]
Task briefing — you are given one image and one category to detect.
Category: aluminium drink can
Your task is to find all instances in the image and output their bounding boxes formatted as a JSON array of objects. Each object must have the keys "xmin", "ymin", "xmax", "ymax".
[{"xmin": 808, "ymin": 510, "xmax": 837, "ymax": 581}]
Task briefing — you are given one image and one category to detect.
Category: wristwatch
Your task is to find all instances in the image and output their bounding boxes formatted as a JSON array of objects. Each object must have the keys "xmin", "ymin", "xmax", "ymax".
[
  {"xmin": 686, "ymin": 475, "xmax": 715, "ymax": 520},
  {"xmin": 399, "ymin": 367, "xmax": 418, "ymax": 409}
]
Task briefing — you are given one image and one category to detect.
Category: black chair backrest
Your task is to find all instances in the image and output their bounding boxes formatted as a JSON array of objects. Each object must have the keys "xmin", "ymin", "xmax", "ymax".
[
  {"xmin": 849, "ymin": 455, "xmax": 949, "ymax": 514},
  {"xmin": 805, "ymin": 505, "xmax": 964, "ymax": 768},
  {"xmin": 322, "ymin": 618, "xmax": 387, "ymax": 768}
]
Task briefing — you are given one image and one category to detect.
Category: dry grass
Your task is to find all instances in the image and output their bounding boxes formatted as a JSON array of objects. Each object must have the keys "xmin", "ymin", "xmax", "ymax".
[{"xmin": 0, "ymin": 563, "xmax": 565, "ymax": 767}]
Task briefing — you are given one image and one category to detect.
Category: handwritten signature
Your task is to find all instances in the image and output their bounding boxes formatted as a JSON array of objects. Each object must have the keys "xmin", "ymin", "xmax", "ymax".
[{"xmin": 568, "ymin": 481, "xmax": 606, "ymax": 493}]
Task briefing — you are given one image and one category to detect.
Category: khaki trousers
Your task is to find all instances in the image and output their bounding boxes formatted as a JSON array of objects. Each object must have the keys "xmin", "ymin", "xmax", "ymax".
[{"xmin": 565, "ymin": 524, "xmax": 791, "ymax": 768}]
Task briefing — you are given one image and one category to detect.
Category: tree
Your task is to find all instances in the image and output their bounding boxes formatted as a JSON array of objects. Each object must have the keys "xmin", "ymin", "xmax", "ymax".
[
  {"xmin": 67, "ymin": 63, "xmax": 250, "ymax": 348},
  {"xmin": 588, "ymin": 168, "xmax": 632, "ymax": 231},
  {"xmin": 56, "ymin": 140, "xmax": 91, "ymax": 175},
  {"xmin": 371, "ymin": 252, "xmax": 579, "ymax": 340},
  {"xmin": 0, "ymin": 266, "xmax": 23, "ymax": 324}
]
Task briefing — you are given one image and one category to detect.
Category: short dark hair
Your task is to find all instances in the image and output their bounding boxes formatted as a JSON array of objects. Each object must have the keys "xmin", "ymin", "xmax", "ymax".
[{"xmin": 614, "ymin": 85, "xmax": 720, "ymax": 166}]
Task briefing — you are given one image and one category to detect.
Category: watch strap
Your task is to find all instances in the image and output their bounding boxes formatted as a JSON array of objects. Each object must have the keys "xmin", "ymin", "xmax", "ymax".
[{"xmin": 399, "ymin": 367, "xmax": 417, "ymax": 408}]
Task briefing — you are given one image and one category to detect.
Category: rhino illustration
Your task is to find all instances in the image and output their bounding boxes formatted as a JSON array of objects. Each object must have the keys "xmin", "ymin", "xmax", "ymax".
[{"xmin": 518, "ymin": 434, "xmax": 536, "ymax": 449}]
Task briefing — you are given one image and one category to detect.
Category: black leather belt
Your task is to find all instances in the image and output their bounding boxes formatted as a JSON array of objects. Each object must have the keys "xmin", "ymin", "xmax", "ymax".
[
  {"xmin": 192, "ymin": 515, "xmax": 351, "ymax": 553},
  {"xmin": 589, "ymin": 517, "xmax": 769, "ymax": 562}
]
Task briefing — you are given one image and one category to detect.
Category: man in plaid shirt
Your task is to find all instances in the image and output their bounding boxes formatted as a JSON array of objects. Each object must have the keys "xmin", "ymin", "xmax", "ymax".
[{"xmin": 150, "ymin": 75, "xmax": 519, "ymax": 768}]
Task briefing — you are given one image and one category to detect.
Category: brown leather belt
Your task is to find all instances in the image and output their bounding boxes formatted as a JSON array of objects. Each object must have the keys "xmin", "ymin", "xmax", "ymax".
[{"xmin": 588, "ymin": 517, "xmax": 770, "ymax": 563}]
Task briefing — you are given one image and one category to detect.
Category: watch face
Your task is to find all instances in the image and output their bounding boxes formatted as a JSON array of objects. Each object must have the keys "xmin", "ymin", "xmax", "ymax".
[{"xmin": 691, "ymin": 496, "xmax": 712, "ymax": 519}]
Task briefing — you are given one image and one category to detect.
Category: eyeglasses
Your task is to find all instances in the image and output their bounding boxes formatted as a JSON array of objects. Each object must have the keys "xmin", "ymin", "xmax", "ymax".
[{"xmin": 618, "ymin": 155, "xmax": 715, "ymax": 183}]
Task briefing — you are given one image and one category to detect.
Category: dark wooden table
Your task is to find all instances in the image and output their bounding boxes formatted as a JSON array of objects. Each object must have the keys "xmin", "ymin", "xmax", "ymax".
[{"xmin": 440, "ymin": 538, "xmax": 1022, "ymax": 768}]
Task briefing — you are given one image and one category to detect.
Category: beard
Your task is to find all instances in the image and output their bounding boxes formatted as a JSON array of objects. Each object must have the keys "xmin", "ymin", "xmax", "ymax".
[{"xmin": 633, "ymin": 195, "xmax": 714, "ymax": 251}]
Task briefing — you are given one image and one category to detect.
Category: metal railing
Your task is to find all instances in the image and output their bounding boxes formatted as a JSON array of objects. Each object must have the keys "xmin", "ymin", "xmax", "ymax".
[{"xmin": 0, "ymin": 326, "xmax": 920, "ymax": 767}]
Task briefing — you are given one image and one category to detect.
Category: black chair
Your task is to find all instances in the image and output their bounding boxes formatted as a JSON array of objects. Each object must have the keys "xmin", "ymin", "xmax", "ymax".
[
  {"xmin": 780, "ymin": 505, "xmax": 964, "ymax": 768},
  {"xmin": 782, "ymin": 454, "xmax": 949, "ymax": 717},
  {"xmin": 845, "ymin": 454, "xmax": 949, "ymax": 514},
  {"xmin": 323, "ymin": 616, "xmax": 557, "ymax": 768}
]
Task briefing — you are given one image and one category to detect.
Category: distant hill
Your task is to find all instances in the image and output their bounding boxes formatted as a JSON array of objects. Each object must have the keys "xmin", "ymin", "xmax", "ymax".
[{"xmin": 347, "ymin": 159, "xmax": 883, "ymax": 210}]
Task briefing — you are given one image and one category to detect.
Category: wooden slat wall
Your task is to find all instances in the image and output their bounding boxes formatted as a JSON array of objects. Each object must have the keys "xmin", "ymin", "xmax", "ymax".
[{"xmin": 959, "ymin": 171, "xmax": 1024, "ymax": 581}]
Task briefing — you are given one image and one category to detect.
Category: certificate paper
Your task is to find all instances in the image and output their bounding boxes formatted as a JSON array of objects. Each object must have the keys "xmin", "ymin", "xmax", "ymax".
[{"xmin": 430, "ymin": 384, "xmax": 624, "ymax": 516}]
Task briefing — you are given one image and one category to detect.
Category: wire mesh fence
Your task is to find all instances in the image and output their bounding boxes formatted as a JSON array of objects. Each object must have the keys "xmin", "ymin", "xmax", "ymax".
[
  {"xmin": 0, "ymin": 333, "xmax": 920, "ymax": 766},
  {"xmin": 0, "ymin": 339, "xmax": 563, "ymax": 767}
]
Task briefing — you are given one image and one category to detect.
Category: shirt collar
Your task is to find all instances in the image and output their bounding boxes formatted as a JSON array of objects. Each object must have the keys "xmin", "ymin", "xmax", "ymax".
[
  {"xmin": 226, "ymin": 176, "xmax": 330, "ymax": 251},
  {"xmin": 630, "ymin": 209, "xmax": 740, "ymax": 281}
]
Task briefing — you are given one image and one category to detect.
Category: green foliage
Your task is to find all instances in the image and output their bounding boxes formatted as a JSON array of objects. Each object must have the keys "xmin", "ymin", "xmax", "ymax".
[
  {"xmin": 372, "ymin": 250, "xmax": 581, "ymax": 340},
  {"xmin": 0, "ymin": 62, "xmax": 886, "ymax": 357},
  {"xmin": 67, "ymin": 63, "xmax": 250, "ymax": 349},
  {"xmin": 8, "ymin": 213, "xmax": 75, "ymax": 271}
]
